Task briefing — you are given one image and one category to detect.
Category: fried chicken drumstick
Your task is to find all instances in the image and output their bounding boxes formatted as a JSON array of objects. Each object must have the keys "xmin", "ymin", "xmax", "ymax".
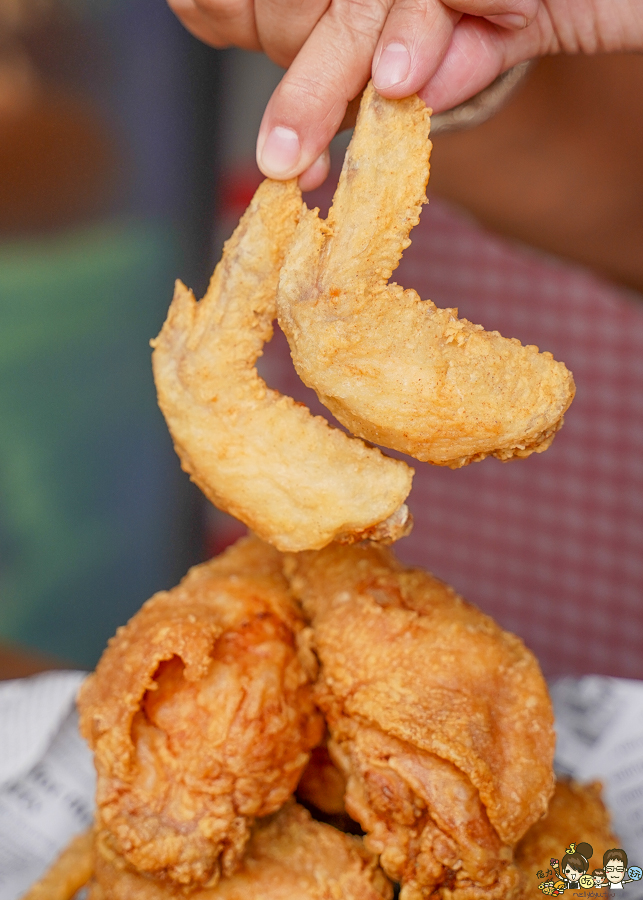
[
  {"xmin": 88, "ymin": 802, "xmax": 392, "ymax": 900},
  {"xmin": 78, "ymin": 536, "xmax": 323, "ymax": 888},
  {"xmin": 277, "ymin": 83, "xmax": 575, "ymax": 468},
  {"xmin": 285, "ymin": 542, "xmax": 555, "ymax": 900}
]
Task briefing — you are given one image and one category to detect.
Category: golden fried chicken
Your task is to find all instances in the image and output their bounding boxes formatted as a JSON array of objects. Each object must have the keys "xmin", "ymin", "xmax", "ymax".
[
  {"xmin": 20, "ymin": 829, "xmax": 94, "ymax": 900},
  {"xmin": 152, "ymin": 178, "xmax": 413, "ymax": 552},
  {"xmin": 285, "ymin": 542, "xmax": 555, "ymax": 900},
  {"xmin": 78, "ymin": 536, "xmax": 323, "ymax": 888},
  {"xmin": 277, "ymin": 83, "xmax": 575, "ymax": 468},
  {"xmin": 516, "ymin": 779, "xmax": 617, "ymax": 899},
  {"xmin": 88, "ymin": 802, "xmax": 393, "ymax": 900}
]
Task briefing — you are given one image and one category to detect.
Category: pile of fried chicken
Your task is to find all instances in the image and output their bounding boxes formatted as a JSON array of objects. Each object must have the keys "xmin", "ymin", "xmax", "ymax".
[
  {"xmin": 26, "ymin": 537, "xmax": 616, "ymax": 900},
  {"xmin": 25, "ymin": 84, "xmax": 616, "ymax": 900}
]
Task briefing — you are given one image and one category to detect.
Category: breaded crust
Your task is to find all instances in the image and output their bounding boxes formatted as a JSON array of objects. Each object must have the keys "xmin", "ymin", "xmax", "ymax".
[
  {"xmin": 516, "ymin": 779, "xmax": 618, "ymax": 899},
  {"xmin": 285, "ymin": 542, "xmax": 555, "ymax": 899},
  {"xmin": 277, "ymin": 83, "xmax": 575, "ymax": 468},
  {"xmin": 78, "ymin": 536, "xmax": 323, "ymax": 887},
  {"xmin": 152, "ymin": 178, "xmax": 413, "ymax": 551},
  {"xmin": 88, "ymin": 802, "xmax": 393, "ymax": 900}
]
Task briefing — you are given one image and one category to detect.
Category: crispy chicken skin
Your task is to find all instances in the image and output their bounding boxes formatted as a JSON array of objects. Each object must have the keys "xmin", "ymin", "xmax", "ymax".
[
  {"xmin": 88, "ymin": 802, "xmax": 393, "ymax": 900},
  {"xmin": 277, "ymin": 83, "xmax": 575, "ymax": 468},
  {"xmin": 516, "ymin": 779, "xmax": 617, "ymax": 899},
  {"xmin": 78, "ymin": 536, "xmax": 323, "ymax": 888},
  {"xmin": 152, "ymin": 178, "xmax": 413, "ymax": 552},
  {"xmin": 285, "ymin": 542, "xmax": 555, "ymax": 900}
]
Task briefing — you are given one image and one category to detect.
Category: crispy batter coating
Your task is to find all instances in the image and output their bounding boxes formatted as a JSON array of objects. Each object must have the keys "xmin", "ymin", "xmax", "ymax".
[
  {"xmin": 277, "ymin": 83, "xmax": 575, "ymax": 468},
  {"xmin": 285, "ymin": 542, "xmax": 555, "ymax": 900},
  {"xmin": 88, "ymin": 802, "xmax": 393, "ymax": 900},
  {"xmin": 78, "ymin": 536, "xmax": 323, "ymax": 888},
  {"xmin": 20, "ymin": 829, "xmax": 93, "ymax": 900},
  {"xmin": 516, "ymin": 779, "xmax": 617, "ymax": 899},
  {"xmin": 151, "ymin": 178, "xmax": 413, "ymax": 552}
]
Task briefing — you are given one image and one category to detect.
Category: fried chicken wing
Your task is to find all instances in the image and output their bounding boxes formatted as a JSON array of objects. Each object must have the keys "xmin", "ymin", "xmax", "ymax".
[
  {"xmin": 88, "ymin": 802, "xmax": 393, "ymax": 900},
  {"xmin": 285, "ymin": 542, "xmax": 555, "ymax": 900},
  {"xmin": 78, "ymin": 536, "xmax": 323, "ymax": 888},
  {"xmin": 151, "ymin": 178, "xmax": 413, "ymax": 552},
  {"xmin": 516, "ymin": 779, "xmax": 617, "ymax": 899},
  {"xmin": 277, "ymin": 83, "xmax": 575, "ymax": 468}
]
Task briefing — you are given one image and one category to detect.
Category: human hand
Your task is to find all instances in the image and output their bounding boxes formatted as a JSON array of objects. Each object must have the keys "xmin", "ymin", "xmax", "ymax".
[{"xmin": 168, "ymin": 0, "xmax": 643, "ymax": 189}]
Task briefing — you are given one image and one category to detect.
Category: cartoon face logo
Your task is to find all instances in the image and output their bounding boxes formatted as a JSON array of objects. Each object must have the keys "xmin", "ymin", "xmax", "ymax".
[
  {"xmin": 605, "ymin": 849, "xmax": 628, "ymax": 886},
  {"xmin": 537, "ymin": 842, "xmax": 640, "ymax": 894},
  {"xmin": 563, "ymin": 864, "xmax": 583, "ymax": 881},
  {"xmin": 592, "ymin": 869, "xmax": 607, "ymax": 888},
  {"xmin": 606, "ymin": 863, "xmax": 626, "ymax": 883}
]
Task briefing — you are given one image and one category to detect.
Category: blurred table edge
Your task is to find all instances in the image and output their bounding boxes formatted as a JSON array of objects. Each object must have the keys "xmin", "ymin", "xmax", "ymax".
[{"xmin": 0, "ymin": 639, "xmax": 73, "ymax": 681}]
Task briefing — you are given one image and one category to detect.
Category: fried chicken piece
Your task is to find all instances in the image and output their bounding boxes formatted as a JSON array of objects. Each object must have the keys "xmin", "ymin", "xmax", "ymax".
[
  {"xmin": 78, "ymin": 536, "xmax": 324, "ymax": 888},
  {"xmin": 20, "ymin": 829, "xmax": 94, "ymax": 900},
  {"xmin": 516, "ymin": 779, "xmax": 617, "ymax": 899},
  {"xmin": 277, "ymin": 83, "xmax": 575, "ymax": 468},
  {"xmin": 285, "ymin": 542, "xmax": 555, "ymax": 900},
  {"xmin": 152, "ymin": 178, "xmax": 413, "ymax": 552},
  {"xmin": 88, "ymin": 802, "xmax": 393, "ymax": 900}
]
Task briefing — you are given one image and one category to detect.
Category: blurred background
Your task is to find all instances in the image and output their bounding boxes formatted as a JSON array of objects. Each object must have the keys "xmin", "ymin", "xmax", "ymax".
[
  {"xmin": 0, "ymin": 0, "xmax": 220, "ymax": 668},
  {"xmin": 0, "ymin": 1, "xmax": 641, "ymax": 677}
]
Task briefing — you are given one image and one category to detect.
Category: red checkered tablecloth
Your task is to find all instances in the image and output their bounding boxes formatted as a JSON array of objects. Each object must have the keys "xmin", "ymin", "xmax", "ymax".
[{"xmin": 210, "ymin": 176, "xmax": 643, "ymax": 680}]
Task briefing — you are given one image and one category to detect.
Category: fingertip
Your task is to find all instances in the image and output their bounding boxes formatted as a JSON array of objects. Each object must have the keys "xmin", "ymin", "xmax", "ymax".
[
  {"xmin": 370, "ymin": 3, "xmax": 460, "ymax": 100},
  {"xmin": 257, "ymin": 125, "xmax": 301, "ymax": 179},
  {"xmin": 298, "ymin": 149, "xmax": 331, "ymax": 192},
  {"xmin": 372, "ymin": 42, "xmax": 411, "ymax": 92}
]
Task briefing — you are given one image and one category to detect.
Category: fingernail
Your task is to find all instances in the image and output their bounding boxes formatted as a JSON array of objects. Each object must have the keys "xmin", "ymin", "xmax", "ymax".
[
  {"xmin": 373, "ymin": 42, "xmax": 411, "ymax": 90},
  {"xmin": 259, "ymin": 126, "xmax": 301, "ymax": 177},
  {"xmin": 487, "ymin": 11, "xmax": 528, "ymax": 28}
]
